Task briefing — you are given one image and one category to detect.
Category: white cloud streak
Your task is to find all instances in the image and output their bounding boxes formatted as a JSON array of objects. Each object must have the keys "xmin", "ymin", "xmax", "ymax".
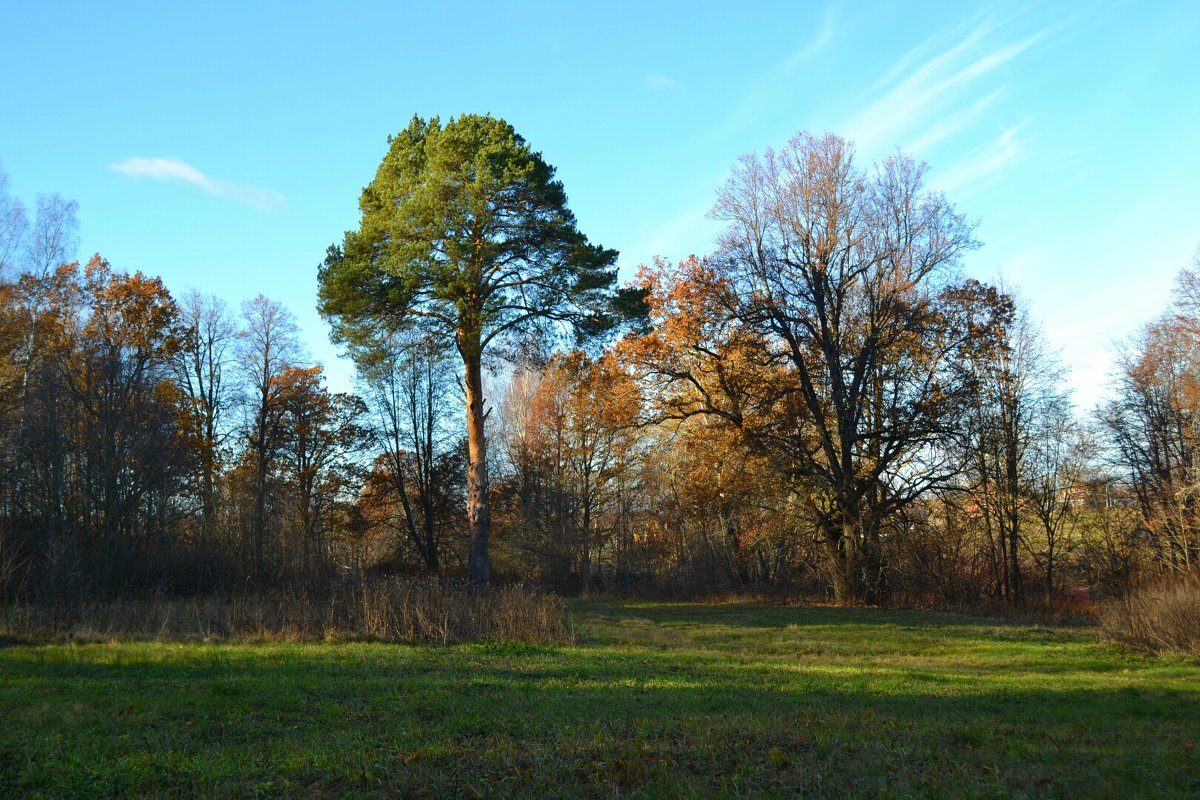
[
  {"xmin": 905, "ymin": 90, "xmax": 1001, "ymax": 155},
  {"xmin": 644, "ymin": 72, "xmax": 677, "ymax": 90},
  {"xmin": 622, "ymin": 198, "xmax": 720, "ymax": 272},
  {"xmin": 842, "ymin": 22, "xmax": 1045, "ymax": 154},
  {"xmin": 109, "ymin": 157, "xmax": 285, "ymax": 211},
  {"xmin": 781, "ymin": 5, "xmax": 837, "ymax": 68},
  {"xmin": 932, "ymin": 121, "xmax": 1030, "ymax": 198},
  {"xmin": 706, "ymin": 6, "xmax": 837, "ymax": 141}
]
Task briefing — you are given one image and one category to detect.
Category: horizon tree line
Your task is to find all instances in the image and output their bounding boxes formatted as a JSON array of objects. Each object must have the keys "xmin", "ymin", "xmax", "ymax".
[{"xmin": 0, "ymin": 121, "xmax": 1196, "ymax": 607}]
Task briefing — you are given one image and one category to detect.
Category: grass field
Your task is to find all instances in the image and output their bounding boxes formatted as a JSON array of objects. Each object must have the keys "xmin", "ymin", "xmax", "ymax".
[{"xmin": 1, "ymin": 601, "xmax": 1197, "ymax": 798}]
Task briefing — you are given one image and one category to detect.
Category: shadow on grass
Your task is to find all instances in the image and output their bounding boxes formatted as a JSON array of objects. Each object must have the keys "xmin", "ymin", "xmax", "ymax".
[
  {"xmin": 573, "ymin": 599, "xmax": 1032, "ymax": 630},
  {"xmin": 1, "ymin": 634, "xmax": 1197, "ymax": 798}
]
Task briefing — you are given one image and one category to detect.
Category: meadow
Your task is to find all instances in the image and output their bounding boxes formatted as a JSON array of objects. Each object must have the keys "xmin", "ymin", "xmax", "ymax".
[{"xmin": 1, "ymin": 600, "xmax": 1197, "ymax": 798}]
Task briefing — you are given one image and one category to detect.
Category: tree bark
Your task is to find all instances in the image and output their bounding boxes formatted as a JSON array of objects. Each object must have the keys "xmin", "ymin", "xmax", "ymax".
[
  {"xmin": 1005, "ymin": 427, "xmax": 1022, "ymax": 604},
  {"xmin": 253, "ymin": 378, "xmax": 270, "ymax": 581},
  {"xmin": 820, "ymin": 519, "xmax": 854, "ymax": 603},
  {"xmin": 464, "ymin": 354, "xmax": 490, "ymax": 583}
]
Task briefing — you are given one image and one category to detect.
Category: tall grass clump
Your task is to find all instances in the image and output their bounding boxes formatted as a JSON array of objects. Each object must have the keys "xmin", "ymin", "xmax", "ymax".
[
  {"xmin": 0, "ymin": 578, "xmax": 572, "ymax": 645},
  {"xmin": 1098, "ymin": 570, "xmax": 1200, "ymax": 657}
]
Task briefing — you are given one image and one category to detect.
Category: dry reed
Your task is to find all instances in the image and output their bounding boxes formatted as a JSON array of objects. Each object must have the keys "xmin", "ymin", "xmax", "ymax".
[{"xmin": 0, "ymin": 578, "xmax": 573, "ymax": 645}]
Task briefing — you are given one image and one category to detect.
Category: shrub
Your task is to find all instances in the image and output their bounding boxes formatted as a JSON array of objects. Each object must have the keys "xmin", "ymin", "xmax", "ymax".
[{"xmin": 1098, "ymin": 571, "xmax": 1200, "ymax": 657}]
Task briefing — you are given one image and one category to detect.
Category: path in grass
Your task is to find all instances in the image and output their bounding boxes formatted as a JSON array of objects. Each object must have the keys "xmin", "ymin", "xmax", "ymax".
[{"xmin": 1, "ymin": 601, "xmax": 1197, "ymax": 798}]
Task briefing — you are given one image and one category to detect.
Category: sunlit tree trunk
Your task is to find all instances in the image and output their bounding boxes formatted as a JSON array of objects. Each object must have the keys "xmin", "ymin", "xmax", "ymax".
[{"xmin": 464, "ymin": 350, "xmax": 490, "ymax": 584}]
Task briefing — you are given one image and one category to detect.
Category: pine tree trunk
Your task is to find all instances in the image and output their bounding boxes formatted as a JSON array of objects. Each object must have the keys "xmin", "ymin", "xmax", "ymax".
[{"xmin": 464, "ymin": 354, "xmax": 490, "ymax": 584}]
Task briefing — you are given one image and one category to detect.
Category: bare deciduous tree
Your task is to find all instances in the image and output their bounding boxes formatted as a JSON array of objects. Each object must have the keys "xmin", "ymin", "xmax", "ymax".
[
  {"xmin": 239, "ymin": 294, "xmax": 301, "ymax": 578},
  {"xmin": 361, "ymin": 336, "xmax": 459, "ymax": 573},
  {"xmin": 174, "ymin": 290, "xmax": 238, "ymax": 544}
]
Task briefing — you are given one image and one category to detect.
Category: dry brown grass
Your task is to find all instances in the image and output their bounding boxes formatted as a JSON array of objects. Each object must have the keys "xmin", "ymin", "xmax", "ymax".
[
  {"xmin": 1098, "ymin": 570, "xmax": 1200, "ymax": 657},
  {"xmin": 0, "ymin": 578, "xmax": 573, "ymax": 645}
]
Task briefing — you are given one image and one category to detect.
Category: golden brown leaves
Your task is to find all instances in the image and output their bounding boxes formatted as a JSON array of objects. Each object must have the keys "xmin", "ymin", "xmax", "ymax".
[{"xmin": 81, "ymin": 254, "xmax": 185, "ymax": 361}]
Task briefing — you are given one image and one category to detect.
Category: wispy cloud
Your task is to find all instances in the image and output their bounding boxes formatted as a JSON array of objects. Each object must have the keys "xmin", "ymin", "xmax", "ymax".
[
  {"xmin": 842, "ymin": 19, "xmax": 1047, "ymax": 154},
  {"xmin": 109, "ymin": 157, "xmax": 285, "ymax": 211},
  {"xmin": 905, "ymin": 90, "xmax": 1001, "ymax": 155},
  {"xmin": 706, "ymin": 6, "xmax": 837, "ymax": 141},
  {"xmin": 644, "ymin": 72, "xmax": 677, "ymax": 91},
  {"xmin": 780, "ymin": 5, "xmax": 837, "ymax": 69},
  {"xmin": 931, "ymin": 121, "xmax": 1030, "ymax": 198},
  {"xmin": 621, "ymin": 198, "xmax": 720, "ymax": 272}
]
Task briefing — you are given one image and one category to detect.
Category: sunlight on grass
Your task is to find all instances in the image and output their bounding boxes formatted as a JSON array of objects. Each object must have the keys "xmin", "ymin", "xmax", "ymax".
[{"xmin": 1, "ymin": 601, "xmax": 1196, "ymax": 798}]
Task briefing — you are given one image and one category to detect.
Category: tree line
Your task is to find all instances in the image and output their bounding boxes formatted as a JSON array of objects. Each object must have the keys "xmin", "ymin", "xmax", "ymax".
[{"xmin": 1, "ymin": 119, "xmax": 1195, "ymax": 610}]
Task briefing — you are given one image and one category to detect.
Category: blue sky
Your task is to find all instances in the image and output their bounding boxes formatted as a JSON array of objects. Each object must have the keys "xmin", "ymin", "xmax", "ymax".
[{"xmin": 2, "ymin": 0, "xmax": 1198, "ymax": 409}]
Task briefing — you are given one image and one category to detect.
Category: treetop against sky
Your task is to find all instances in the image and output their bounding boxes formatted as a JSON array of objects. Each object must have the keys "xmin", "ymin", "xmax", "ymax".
[{"xmin": 1, "ymin": 0, "xmax": 1197, "ymax": 409}]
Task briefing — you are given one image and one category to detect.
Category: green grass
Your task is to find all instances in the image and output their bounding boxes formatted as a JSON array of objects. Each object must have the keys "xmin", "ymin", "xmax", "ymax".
[{"xmin": 1, "ymin": 601, "xmax": 1197, "ymax": 798}]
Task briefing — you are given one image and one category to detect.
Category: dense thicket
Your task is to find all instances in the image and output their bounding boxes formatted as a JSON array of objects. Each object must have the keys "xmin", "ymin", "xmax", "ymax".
[{"xmin": 1, "ymin": 138, "xmax": 1196, "ymax": 614}]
